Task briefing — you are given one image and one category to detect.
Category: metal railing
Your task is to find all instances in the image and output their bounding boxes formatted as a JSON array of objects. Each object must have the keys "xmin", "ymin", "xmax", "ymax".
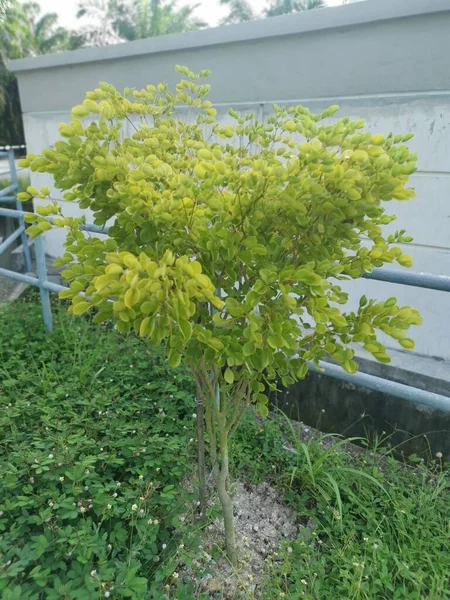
[
  {"xmin": 0, "ymin": 158, "xmax": 449, "ymax": 412},
  {"xmin": 0, "ymin": 149, "xmax": 32, "ymax": 273}
]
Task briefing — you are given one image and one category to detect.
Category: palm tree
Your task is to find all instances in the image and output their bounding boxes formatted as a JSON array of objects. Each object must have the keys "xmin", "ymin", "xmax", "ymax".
[
  {"xmin": 0, "ymin": 0, "xmax": 31, "ymax": 59},
  {"xmin": 22, "ymin": 3, "xmax": 70, "ymax": 56},
  {"xmin": 112, "ymin": 0, "xmax": 207, "ymax": 41},
  {"xmin": 219, "ymin": 0, "xmax": 257, "ymax": 25},
  {"xmin": 76, "ymin": 0, "xmax": 206, "ymax": 46},
  {"xmin": 266, "ymin": 0, "xmax": 325, "ymax": 17},
  {"xmin": 0, "ymin": 0, "xmax": 71, "ymax": 58},
  {"xmin": 76, "ymin": 0, "xmax": 125, "ymax": 46}
]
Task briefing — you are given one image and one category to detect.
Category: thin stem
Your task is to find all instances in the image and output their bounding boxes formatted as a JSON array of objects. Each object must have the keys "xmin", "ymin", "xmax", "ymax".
[{"xmin": 195, "ymin": 378, "xmax": 207, "ymax": 513}]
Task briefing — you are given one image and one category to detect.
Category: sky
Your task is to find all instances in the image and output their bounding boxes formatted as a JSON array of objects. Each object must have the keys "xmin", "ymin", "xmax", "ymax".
[{"xmin": 20, "ymin": 0, "xmax": 345, "ymax": 30}]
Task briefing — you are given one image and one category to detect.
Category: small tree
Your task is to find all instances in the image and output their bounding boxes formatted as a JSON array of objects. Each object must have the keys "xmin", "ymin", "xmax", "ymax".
[{"xmin": 19, "ymin": 66, "xmax": 421, "ymax": 564}]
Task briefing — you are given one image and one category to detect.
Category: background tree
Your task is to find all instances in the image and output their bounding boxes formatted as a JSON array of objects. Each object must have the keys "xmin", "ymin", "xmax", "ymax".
[
  {"xmin": 219, "ymin": 0, "xmax": 256, "ymax": 25},
  {"xmin": 0, "ymin": 1, "xmax": 70, "ymax": 145},
  {"xmin": 19, "ymin": 67, "xmax": 421, "ymax": 563},
  {"xmin": 76, "ymin": 0, "xmax": 125, "ymax": 47},
  {"xmin": 266, "ymin": 0, "xmax": 325, "ymax": 17},
  {"xmin": 0, "ymin": 51, "xmax": 25, "ymax": 145},
  {"xmin": 113, "ymin": 0, "xmax": 206, "ymax": 40},
  {"xmin": 21, "ymin": 2, "xmax": 70, "ymax": 56},
  {"xmin": 0, "ymin": 0, "xmax": 32, "ymax": 59},
  {"xmin": 76, "ymin": 0, "xmax": 206, "ymax": 46}
]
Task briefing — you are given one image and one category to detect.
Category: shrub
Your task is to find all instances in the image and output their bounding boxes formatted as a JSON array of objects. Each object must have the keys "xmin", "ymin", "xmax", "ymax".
[{"xmin": 18, "ymin": 65, "xmax": 421, "ymax": 562}]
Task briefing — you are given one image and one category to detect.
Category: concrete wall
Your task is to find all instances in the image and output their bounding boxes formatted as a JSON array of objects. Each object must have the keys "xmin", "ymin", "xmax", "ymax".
[{"xmin": 10, "ymin": 0, "xmax": 450, "ymax": 360}]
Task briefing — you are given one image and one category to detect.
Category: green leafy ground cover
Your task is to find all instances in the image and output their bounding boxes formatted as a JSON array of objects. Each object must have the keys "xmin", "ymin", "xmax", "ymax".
[{"xmin": 0, "ymin": 296, "xmax": 448, "ymax": 599}]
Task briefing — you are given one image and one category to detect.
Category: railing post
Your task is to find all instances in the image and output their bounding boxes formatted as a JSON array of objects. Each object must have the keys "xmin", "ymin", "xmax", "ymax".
[
  {"xmin": 8, "ymin": 148, "xmax": 32, "ymax": 272},
  {"xmin": 34, "ymin": 234, "xmax": 53, "ymax": 333}
]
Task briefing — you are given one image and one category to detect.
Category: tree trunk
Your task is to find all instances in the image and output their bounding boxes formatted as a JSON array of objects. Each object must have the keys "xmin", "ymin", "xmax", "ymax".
[{"xmin": 217, "ymin": 422, "xmax": 237, "ymax": 565}]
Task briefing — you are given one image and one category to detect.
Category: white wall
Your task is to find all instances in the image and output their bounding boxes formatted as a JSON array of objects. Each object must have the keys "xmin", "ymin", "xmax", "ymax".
[{"xmin": 11, "ymin": 0, "xmax": 450, "ymax": 360}]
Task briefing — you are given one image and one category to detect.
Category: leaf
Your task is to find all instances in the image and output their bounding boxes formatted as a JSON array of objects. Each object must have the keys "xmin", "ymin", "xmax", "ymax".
[
  {"xmin": 242, "ymin": 341, "xmax": 255, "ymax": 356},
  {"xmin": 295, "ymin": 269, "xmax": 322, "ymax": 286},
  {"xmin": 72, "ymin": 302, "xmax": 90, "ymax": 316},
  {"xmin": 224, "ymin": 368, "xmax": 234, "ymax": 384},
  {"xmin": 168, "ymin": 350, "xmax": 181, "ymax": 368},
  {"xmin": 296, "ymin": 362, "xmax": 308, "ymax": 379},
  {"xmin": 257, "ymin": 404, "xmax": 268, "ymax": 417},
  {"xmin": 179, "ymin": 319, "xmax": 192, "ymax": 340},
  {"xmin": 124, "ymin": 288, "xmax": 140, "ymax": 308}
]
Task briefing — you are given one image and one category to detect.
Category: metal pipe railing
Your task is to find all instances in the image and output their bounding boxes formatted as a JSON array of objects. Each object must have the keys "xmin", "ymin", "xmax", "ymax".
[
  {"xmin": 0, "ymin": 149, "xmax": 33, "ymax": 272},
  {"xmin": 0, "ymin": 225, "xmax": 25, "ymax": 255},
  {"xmin": 363, "ymin": 269, "xmax": 450, "ymax": 293},
  {"xmin": 0, "ymin": 183, "xmax": 17, "ymax": 198},
  {"xmin": 308, "ymin": 360, "xmax": 450, "ymax": 412}
]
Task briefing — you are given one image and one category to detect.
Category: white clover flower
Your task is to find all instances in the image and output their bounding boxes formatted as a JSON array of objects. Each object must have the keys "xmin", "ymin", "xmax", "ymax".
[
  {"xmin": 84, "ymin": 486, "xmax": 89, "ymax": 491},
  {"xmin": 154, "ymin": 519, "xmax": 159, "ymax": 525},
  {"xmin": 48, "ymin": 454, "xmax": 54, "ymax": 459},
  {"xmin": 80, "ymin": 507, "xmax": 86, "ymax": 513},
  {"xmin": 34, "ymin": 458, "xmax": 39, "ymax": 464},
  {"xmin": 140, "ymin": 509, "xmax": 145, "ymax": 514},
  {"xmin": 29, "ymin": 477, "xmax": 35, "ymax": 483},
  {"xmin": 113, "ymin": 493, "xmax": 118, "ymax": 498},
  {"xmin": 138, "ymin": 475, "xmax": 144, "ymax": 480},
  {"xmin": 192, "ymin": 413, "xmax": 197, "ymax": 419},
  {"xmin": 0, "ymin": 511, "xmax": 3, "ymax": 516},
  {"xmin": 48, "ymin": 501, "xmax": 54, "ymax": 508},
  {"xmin": 107, "ymin": 544, "xmax": 112, "ymax": 551},
  {"xmin": 131, "ymin": 504, "xmax": 138, "ymax": 511},
  {"xmin": 147, "ymin": 519, "xmax": 153, "ymax": 525},
  {"xmin": 85, "ymin": 469, "xmax": 90, "ymax": 474},
  {"xmin": 301, "ymin": 579, "xmax": 307, "ymax": 585},
  {"xmin": 90, "ymin": 569, "xmax": 97, "ymax": 577},
  {"xmin": 156, "ymin": 467, "xmax": 160, "ymax": 472},
  {"xmin": 172, "ymin": 572, "xmax": 179, "ymax": 579},
  {"xmin": 105, "ymin": 592, "xmax": 110, "ymax": 598},
  {"xmin": 179, "ymin": 543, "xmax": 184, "ymax": 549},
  {"xmin": 162, "ymin": 543, "xmax": 167, "ymax": 549},
  {"xmin": 287, "ymin": 547, "xmax": 293, "ymax": 554},
  {"xmin": 106, "ymin": 504, "xmax": 112, "ymax": 510},
  {"xmin": 436, "ymin": 452, "xmax": 443, "ymax": 458}
]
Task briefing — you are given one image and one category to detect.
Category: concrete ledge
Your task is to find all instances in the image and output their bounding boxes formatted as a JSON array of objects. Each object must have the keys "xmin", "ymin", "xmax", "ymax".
[{"xmin": 9, "ymin": 0, "xmax": 450, "ymax": 73}]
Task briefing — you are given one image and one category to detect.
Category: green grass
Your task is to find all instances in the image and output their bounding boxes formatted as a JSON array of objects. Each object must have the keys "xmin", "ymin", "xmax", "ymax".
[
  {"xmin": 232, "ymin": 415, "xmax": 450, "ymax": 600},
  {"xmin": 0, "ymin": 294, "xmax": 449, "ymax": 599}
]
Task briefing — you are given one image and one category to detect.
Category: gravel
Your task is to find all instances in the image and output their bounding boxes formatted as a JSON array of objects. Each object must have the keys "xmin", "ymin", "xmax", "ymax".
[{"xmin": 184, "ymin": 481, "xmax": 302, "ymax": 599}]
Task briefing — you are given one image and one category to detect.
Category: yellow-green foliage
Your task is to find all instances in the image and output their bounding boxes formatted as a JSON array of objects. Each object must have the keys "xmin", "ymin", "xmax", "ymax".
[{"xmin": 19, "ymin": 66, "xmax": 421, "ymax": 417}]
